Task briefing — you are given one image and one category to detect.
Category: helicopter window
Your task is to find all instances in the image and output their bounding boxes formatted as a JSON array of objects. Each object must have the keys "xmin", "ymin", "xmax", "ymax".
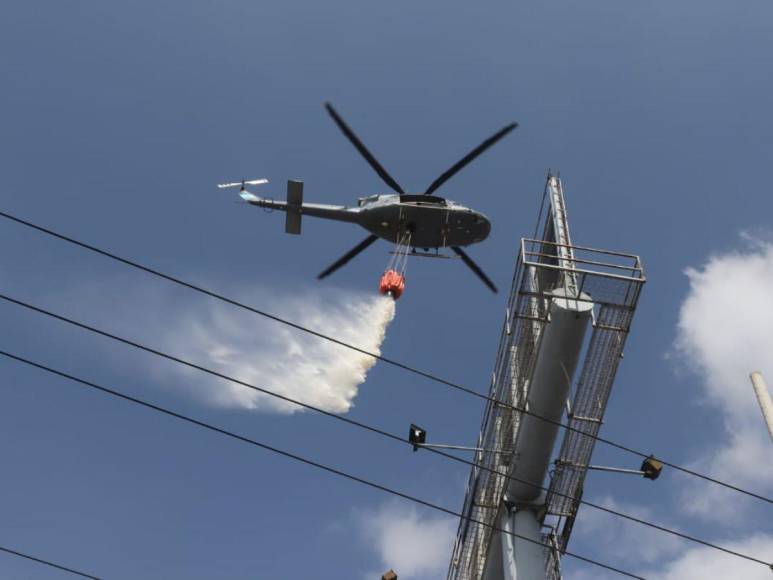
[
  {"xmin": 399, "ymin": 195, "xmax": 446, "ymax": 205},
  {"xmin": 358, "ymin": 194, "xmax": 380, "ymax": 206}
]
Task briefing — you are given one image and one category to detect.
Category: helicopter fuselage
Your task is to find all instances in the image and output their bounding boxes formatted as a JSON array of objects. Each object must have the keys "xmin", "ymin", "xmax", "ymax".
[
  {"xmin": 354, "ymin": 194, "xmax": 490, "ymax": 248},
  {"xmin": 241, "ymin": 190, "xmax": 491, "ymax": 249}
]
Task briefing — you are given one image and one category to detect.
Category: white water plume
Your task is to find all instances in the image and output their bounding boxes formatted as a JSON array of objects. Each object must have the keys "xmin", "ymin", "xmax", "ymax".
[{"xmin": 160, "ymin": 289, "xmax": 396, "ymax": 414}]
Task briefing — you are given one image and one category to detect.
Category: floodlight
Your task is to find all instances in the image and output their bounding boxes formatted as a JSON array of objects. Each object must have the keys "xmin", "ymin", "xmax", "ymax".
[
  {"xmin": 408, "ymin": 424, "xmax": 426, "ymax": 452},
  {"xmin": 641, "ymin": 455, "xmax": 663, "ymax": 480}
]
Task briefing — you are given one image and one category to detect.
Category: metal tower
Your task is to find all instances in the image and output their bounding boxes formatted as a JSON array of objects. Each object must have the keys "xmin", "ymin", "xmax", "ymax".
[{"xmin": 447, "ymin": 174, "xmax": 645, "ymax": 580}]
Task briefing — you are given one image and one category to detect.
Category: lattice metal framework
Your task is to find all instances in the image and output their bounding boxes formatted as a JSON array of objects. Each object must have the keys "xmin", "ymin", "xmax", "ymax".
[
  {"xmin": 446, "ymin": 175, "xmax": 644, "ymax": 580},
  {"xmin": 544, "ymin": 250, "xmax": 644, "ymax": 551}
]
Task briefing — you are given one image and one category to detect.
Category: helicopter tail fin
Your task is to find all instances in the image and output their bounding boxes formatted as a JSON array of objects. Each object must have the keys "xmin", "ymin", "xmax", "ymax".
[
  {"xmin": 239, "ymin": 190, "xmax": 261, "ymax": 203},
  {"xmin": 285, "ymin": 180, "xmax": 304, "ymax": 234}
]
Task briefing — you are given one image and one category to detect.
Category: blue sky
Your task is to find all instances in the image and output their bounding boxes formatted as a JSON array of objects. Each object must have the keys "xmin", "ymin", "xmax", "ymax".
[{"xmin": 1, "ymin": 1, "xmax": 772, "ymax": 578}]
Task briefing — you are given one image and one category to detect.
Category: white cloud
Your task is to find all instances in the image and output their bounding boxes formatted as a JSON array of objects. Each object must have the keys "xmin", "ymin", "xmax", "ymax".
[
  {"xmin": 644, "ymin": 534, "xmax": 773, "ymax": 580},
  {"xmin": 568, "ymin": 497, "xmax": 772, "ymax": 580},
  {"xmin": 676, "ymin": 236, "xmax": 773, "ymax": 418},
  {"xmin": 571, "ymin": 496, "xmax": 682, "ymax": 566},
  {"xmin": 674, "ymin": 235, "xmax": 773, "ymax": 519},
  {"xmin": 357, "ymin": 501, "xmax": 456, "ymax": 580}
]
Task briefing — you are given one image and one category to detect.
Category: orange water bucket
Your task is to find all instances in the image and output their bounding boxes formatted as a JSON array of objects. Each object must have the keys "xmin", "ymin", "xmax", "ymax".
[{"xmin": 379, "ymin": 269, "xmax": 406, "ymax": 299}]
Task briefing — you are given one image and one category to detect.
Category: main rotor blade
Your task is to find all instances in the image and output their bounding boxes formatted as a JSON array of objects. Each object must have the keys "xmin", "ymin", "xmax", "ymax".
[
  {"xmin": 317, "ymin": 234, "xmax": 379, "ymax": 279},
  {"xmin": 424, "ymin": 122, "xmax": 518, "ymax": 196},
  {"xmin": 324, "ymin": 103, "xmax": 405, "ymax": 195},
  {"xmin": 451, "ymin": 246, "xmax": 497, "ymax": 293}
]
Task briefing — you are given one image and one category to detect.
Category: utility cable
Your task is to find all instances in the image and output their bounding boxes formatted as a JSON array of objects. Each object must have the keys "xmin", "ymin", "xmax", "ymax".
[
  {"xmin": 0, "ymin": 544, "xmax": 99, "ymax": 579},
  {"xmin": 0, "ymin": 293, "xmax": 768, "ymax": 568},
  {"xmin": 0, "ymin": 210, "xmax": 770, "ymax": 505},
  {"xmin": 0, "ymin": 349, "xmax": 647, "ymax": 580}
]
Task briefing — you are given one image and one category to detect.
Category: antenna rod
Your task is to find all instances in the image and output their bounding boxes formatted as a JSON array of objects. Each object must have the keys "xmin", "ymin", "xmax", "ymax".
[
  {"xmin": 750, "ymin": 372, "xmax": 773, "ymax": 443},
  {"xmin": 587, "ymin": 465, "xmax": 646, "ymax": 476},
  {"xmin": 415, "ymin": 443, "xmax": 509, "ymax": 454}
]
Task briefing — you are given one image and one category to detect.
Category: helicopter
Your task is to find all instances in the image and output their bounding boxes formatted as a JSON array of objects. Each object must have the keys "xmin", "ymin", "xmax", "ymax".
[{"xmin": 219, "ymin": 103, "xmax": 517, "ymax": 293}]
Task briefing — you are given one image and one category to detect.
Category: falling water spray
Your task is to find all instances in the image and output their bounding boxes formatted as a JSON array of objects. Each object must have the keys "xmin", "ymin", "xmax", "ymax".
[{"xmin": 158, "ymin": 289, "xmax": 397, "ymax": 414}]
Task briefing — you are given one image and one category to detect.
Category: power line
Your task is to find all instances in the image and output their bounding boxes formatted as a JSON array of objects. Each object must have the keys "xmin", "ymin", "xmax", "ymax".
[
  {"xmin": 0, "ymin": 544, "xmax": 100, "ymax": 579},
  {"xmin": 0, "ymin": 349, "xmax": 647, "ymax": 580},
  {"xmin": 0, "ymin": 209, "xmax": 770, "ymax": 505},
  {"xmin": 0, "ymin": 292, "xmax": 768, "ymax": 569}
]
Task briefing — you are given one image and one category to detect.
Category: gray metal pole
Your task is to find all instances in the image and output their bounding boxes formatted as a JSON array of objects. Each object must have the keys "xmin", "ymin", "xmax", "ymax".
[
  {"xmin": 586, "ymin": 465, "xmax": 646, "ymax": 476},
  {"xmin": 416, "ymin": 443, "xmax": 510, "ymax": 454},
  {"xmin": 750, "ymin": 372, "xmax": 773, "ymax": 443}
]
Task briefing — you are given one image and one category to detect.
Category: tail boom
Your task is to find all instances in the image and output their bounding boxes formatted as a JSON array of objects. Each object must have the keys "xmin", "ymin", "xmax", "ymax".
[{"xmin": 238, "ymin": 180, "xmax": 361, "ymax": 230}]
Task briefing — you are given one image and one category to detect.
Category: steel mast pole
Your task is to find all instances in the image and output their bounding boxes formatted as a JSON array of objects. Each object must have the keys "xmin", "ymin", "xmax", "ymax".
[{"xmin": 750, "ymin": 372, "xmax": 773, "ymax": 443}]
